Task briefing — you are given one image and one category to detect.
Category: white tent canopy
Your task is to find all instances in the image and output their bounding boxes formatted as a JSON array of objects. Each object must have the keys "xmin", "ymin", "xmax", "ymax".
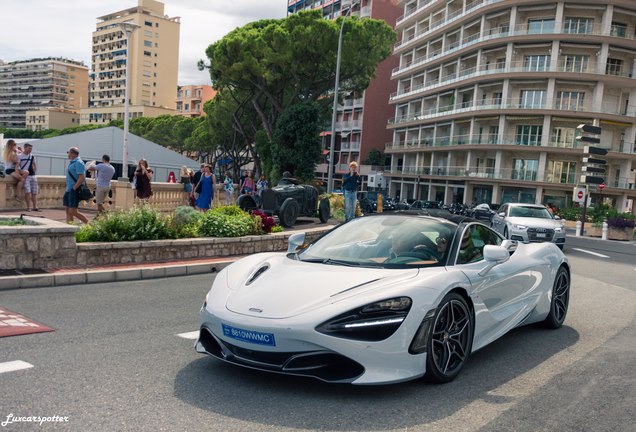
[{"xmin": 19, "ymin": 127, "xmax": 200, "ymax": 181}]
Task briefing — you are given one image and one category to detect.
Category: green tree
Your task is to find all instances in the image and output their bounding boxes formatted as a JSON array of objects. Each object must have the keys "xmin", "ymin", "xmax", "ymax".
[
  {"xmin": 363, "ymin": 148, "xmax": 385, "ymax": 167},
  {"xmin": 202, "ymin": 9, "xmax": 395, "ymax": 177},
  {"xmin": 272, "ymin": 101, "xmax": 322, "ymax": 182}
]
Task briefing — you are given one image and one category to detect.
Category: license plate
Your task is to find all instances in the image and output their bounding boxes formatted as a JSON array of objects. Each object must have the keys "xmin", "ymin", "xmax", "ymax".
[
  {"xmin": 222, "ymin": 324, "xmax": 276, "ymax": 347},
  {"xmin": 536, "ymin": 233, "xmax": 546, "ymax": 238}
]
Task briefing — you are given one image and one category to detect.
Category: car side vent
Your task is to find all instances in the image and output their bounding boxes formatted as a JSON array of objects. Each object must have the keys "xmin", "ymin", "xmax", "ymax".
[{"xmin": 246, "ymin": 264, "xmax": 270, "ymax": 285}]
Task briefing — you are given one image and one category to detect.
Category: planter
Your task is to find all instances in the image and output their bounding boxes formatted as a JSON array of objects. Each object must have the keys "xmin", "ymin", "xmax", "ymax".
[{"xmin": 584, "ymin": 225, "xmax": 634, "ymax": 240}]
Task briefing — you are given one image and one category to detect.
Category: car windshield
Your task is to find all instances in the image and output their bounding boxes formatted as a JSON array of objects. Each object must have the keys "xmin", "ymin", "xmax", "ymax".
[
  {"xmin": 509, "ymin": 206, "xmax": 553, "ymax": 219},
  {"xmin": 297, "ymin": 215, "xmax": 456, "ymax": 268}
]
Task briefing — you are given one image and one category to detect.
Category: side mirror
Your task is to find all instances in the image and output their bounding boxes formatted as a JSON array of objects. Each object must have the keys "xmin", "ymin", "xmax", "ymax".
[
  {"xmin": 498, "ymin": 212, "xmax": 505, "ymax": 217},
  {"xmin": 479, "ymin": 244, "xmax": 510, "ymax": 276},
  {"xmin": 483, "ymin": 245, "xmax": 510, "ymax": 263},
  {"xmin": 287, "ymin": 232, "xmax": 306, "ymax": 253},
  {"xmin": 554, "ymin": 215, "xmax": 561, "ymax": 221}
]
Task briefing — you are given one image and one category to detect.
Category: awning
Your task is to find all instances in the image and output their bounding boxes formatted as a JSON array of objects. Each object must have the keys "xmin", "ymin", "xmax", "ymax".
[
  {"xmin": 322, "ymin": 150, "xmax": 330, "ymax": 155},
  {"xmin": 319, "ymin": 131, "xmax": 332, "ymax": 136}
]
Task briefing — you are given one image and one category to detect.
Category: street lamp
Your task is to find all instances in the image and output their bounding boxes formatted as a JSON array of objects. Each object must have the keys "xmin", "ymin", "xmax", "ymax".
[
  {"xmin": 117, "ymin": 21, "xmax": 140, "ymax": 180},
  {"xmin": 327, "ymin": 1, "xmax": 360, "ymax": 193}
]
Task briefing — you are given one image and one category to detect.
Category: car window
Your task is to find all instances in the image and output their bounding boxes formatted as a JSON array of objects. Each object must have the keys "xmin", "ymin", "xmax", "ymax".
[
  {"xmin": 500, "ymin": 204, "xmax": 508, "ymax": 215},
  {"xmin": 457, "ymin": 224, "xmax": 502, "ymax": 265}
]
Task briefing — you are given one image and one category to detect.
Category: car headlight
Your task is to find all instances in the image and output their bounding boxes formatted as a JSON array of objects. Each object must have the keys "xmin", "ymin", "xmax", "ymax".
[
  {"xmin": 554, "ymin": 227, "xmax": 563, "ymax": 232},
  {"xmin": 513, "ymin": 224, "xmax": 527, "ymax": 230},
  {"xmin": 316, "ymin": 297, "xmax": 412, "ymax": 342}
]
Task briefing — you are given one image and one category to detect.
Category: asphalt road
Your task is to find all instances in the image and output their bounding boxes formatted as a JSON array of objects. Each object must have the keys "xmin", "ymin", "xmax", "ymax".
[{"xmin": 1, "ymin": 244, "xmax": 634, "ymax": 431}]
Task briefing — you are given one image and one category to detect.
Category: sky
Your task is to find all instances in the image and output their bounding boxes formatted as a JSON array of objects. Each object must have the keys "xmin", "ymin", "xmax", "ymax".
[{"xmin": 0, "ymin": 0, "xmax": 288, "ymax": 85}]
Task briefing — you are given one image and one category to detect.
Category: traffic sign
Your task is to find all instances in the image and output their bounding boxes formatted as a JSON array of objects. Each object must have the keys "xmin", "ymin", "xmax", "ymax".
[
  {"xmin": 578, "ymin": 124, "xmax": 602, "ymax": 135},
  {"xmin": 583, "ymin": 145, "xmax": 608, "ymax": 156},
  {"xmin": 577, "ymin": 135, "xmax": 601, "ymax": 144},
  {"xmin": 582, "ymin": 165, "xmax": 606, "ymax": 174},
  {"xmin": 580, "ymin": 175, "xmax": 604, "ymax": 184},
  {"xmin": 583, "ymin": 157, "xmax": 607, "ymax": 165},
  {"xmin": 599, "ymin": 183, "xmax": 605, "ymax": 191},
  {"xmin": 573, "ymin": 186, "xmax": 585, "ymax": 203}
]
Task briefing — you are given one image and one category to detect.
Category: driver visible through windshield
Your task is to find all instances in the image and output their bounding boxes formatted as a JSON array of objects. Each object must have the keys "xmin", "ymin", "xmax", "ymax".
[{"xmin": 297, "ymin": 215, "xmax": 456, "ymax": 268}]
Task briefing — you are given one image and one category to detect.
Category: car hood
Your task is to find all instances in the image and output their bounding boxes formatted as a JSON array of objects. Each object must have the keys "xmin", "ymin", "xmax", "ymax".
[
  {"xmin": 224, "ymin": 254, "xmax": 422, "ymax": 319},
  {"xmin": 507, "ymin": 217, "xmax": 562, "ymax": 229}
]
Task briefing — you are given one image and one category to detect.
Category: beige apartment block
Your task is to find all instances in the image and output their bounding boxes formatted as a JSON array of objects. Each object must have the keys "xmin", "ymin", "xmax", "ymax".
[
  {"xmin": 80, "ymin": 104, "xmax": 176, "ymax": 125},
  {"xmin": 386, "ymin": 0, "xmax": 636, "ymax": 212},
  {"xmin": 0, "ymin": 58, "xmax": 88, "ymax": 129},
  {"xmin": 83, "ymin": 0, "xmax": 180, "ymax": 125},
  {"xmin": 25, "ymin": 108, "xmax": 80, "ymax": 131},
  {"xmin": 176, "ymin": 85, "xmax": 217, "ymax": 117}
]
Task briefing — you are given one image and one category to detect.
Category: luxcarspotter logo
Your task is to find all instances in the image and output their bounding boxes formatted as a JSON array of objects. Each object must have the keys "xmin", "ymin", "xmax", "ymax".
[{"xmin": 2, "ymin": 413, "xmax": 69, "ymax": 427}]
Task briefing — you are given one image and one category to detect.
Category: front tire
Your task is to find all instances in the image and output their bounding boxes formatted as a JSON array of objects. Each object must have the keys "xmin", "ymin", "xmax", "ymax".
[
  {"xmin": 425, "ymin": 292, "xmax": 473, "ymax": 383},
  {"xmin": 279, "ymin": 198, "xmax": 299, "ymax": 227},
  {"xmin": 318, "ymin": 198, "xmax": 330, "ymax": 223},
  {"xmin": 542, "ymin": 266, "xmax": 570, "ymax": 329}
]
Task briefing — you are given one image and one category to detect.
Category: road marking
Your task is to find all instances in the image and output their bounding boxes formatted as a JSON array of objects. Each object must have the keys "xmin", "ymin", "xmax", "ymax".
[
  {"xmin": 176, "ymin": 331, "xmax": 199, "ymax": 340},
  {"xmin": 0, "ymin": 360, "xmax": 33, "ymax": 374},
  {"xmin": 571, "ymin": 248, "xmax": 610, "ymax": 258}
]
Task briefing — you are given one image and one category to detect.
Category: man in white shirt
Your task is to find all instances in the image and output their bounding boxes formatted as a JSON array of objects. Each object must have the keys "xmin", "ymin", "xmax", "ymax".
[
  {"xmin": 87, "ymin": 154, "xmax": 116, "ymax": 214},
  {"xmin": 18, "ymin": 143, "xmax": 39, "ymax": 211}
]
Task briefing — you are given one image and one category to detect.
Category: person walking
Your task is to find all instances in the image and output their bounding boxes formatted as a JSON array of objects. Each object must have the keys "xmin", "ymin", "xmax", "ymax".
[
  {"xmin": 18, "ymin": 143, "xmax": 39, "ymax": 211},
  {"xmin": 342, "ymin": 161, "xmax": 361, "ymax": 222},
  {"xmin": 241, "ymin": 171, "xmax": 255, "ymax": 195},
  {"xmin": 256, "ymin": 174, "xmax": 269, "ymax": 203},
  {"xmin": 134, "ymin": 159, "xmax": 153, "ymax": 201},
  {"xmin": 194, "ymin": 164, "xmax": 216, "ymax": 211},
  {"xmin": 87, "ymin": 154, "xmax": 115, "ymax": 214},
  {"xmin": 223, "ymin": 171, "xmax": 234, "ymax": 205},
  {"xmin": 3, "ymin": 139, "xmax": 28, "ymax": 202},
  {"xmin": 64, "ymin": 147, "xmax": 89, "ymax": 224}
]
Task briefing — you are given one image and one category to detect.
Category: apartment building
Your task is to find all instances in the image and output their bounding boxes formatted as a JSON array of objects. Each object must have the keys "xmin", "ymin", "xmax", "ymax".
[
  {"xmin": 176, "ymin": 85, "xmax": 216, "ymax": 117},
  {"xmin": 387, "ymin": 0, "xmax": 636, "ymax": 212},
  {"xmin": 288, "ymin": 0, "xmax": 401, "ymax": 189},
  {"xmin": 25, "ymin": 108, "xmax": 80, "ymax": 131},
  {"xmin": 81, "ymin": 0, "xmax": 180, "ymax": 125},
  {"xmin": 0, "ymin": 58, "xmax": 88, "ymax": 129}
]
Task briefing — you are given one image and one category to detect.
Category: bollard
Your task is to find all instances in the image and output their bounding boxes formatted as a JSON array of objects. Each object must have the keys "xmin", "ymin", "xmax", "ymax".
[
  {"xmin": 602, "ymin": 221, "xmax": 608, "ymax": 240},
  {"xmin": 575, "ymin": 220, "xmax": 581, "ymax": 237},
  {"xmin": 377, "ymin": 194, "xmax": 383, "ymax": 213}
]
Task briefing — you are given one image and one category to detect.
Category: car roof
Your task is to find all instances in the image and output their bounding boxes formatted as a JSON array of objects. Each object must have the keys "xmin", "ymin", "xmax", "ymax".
[{"xmin": 507, "ymin": 203, "xmax": 545, "ymax": 208}]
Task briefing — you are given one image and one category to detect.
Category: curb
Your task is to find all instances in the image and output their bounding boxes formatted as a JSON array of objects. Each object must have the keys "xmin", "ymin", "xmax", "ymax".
[{"xmin": 0, "ymin": 259, "xmax": 238, "ymax": 291}]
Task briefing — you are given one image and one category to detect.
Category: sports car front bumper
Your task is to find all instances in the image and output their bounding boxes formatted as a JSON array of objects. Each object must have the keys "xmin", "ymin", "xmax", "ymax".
[{"xmin": 196, "ymin": 306, "xmax": 428, "ymax": 385}]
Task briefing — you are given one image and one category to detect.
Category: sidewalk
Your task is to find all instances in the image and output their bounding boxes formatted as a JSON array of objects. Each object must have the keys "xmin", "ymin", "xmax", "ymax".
[{"xmin": 0, "ymin": 207, "xmax": 99, "ymax": 224}]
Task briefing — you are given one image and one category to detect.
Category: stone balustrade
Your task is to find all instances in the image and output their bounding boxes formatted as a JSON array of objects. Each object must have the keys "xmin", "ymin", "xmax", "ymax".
[{"xmin": 0, "ymin": 176, "xmax": 238, "ymax": 211}]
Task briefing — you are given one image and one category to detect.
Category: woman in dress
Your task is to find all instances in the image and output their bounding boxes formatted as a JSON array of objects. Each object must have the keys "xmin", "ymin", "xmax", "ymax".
[
  {"xmin": 2, "ymin": 139, "xmax": 28, "ymax": 201},
  {"xmin": 134, "ymin": 159, "xmax": 153, "ymax": 201},
  {"xmin": 241, "ymin": 171, "xmax": 255, "ymax": 195},
  {"xmin": 195, "ymin": 164, "xmax": 216, "ymax": 211}
]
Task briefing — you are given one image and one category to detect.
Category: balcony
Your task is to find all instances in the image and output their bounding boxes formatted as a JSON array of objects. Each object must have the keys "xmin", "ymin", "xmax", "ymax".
[
  {"xmin": 393, "ymin": 21, "xmax": 636, "ymax": 76},
  {"xmin": 388, "ymin": 96, "xmax": 634, "ymax": 126}
]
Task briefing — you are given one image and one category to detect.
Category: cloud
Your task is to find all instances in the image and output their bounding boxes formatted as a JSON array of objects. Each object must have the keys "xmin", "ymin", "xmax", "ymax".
[{"xmin": 0, "ymin": 0, "xmax": 287, "ymax": 85}]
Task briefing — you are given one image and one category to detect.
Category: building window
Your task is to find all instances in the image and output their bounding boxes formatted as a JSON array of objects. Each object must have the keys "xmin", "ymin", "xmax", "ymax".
[
  {"xmin": 610, "ymin": 21, "xmax": 627, "ymax": 37},
  {"xmin": 561, "ymin": 54, "xmax": 589, "ymax": 72},
  {"xmin": 516, "ymin": 125, "xmax": 543, "ymax": 146},
  {"xmin": 547, "ymin": 161, "xmax": 577, "ymax": 184},
  {"xmin": 144, "ymin": 40, "xmax": 152, "ymax": 47},
  {"xmin": 184, "ymin": 103, "xmax": 189, "ymax": 111},
  {"xmin": 512, "ymin": 159, "xmax": 538, "ymax": 181},
  {"xmin": 606, "ymin": 58, "xmax": 624, "ymax": 76},
  {"xmin": 556, "ymin": 91, "xmax": 584, "ymax": 111},
  {"xmin": 528, "ymin": 18, "xmax": 555, "ymax": 34},
  {"xmin": 524, "ymin": 55, "xmax": 550, "ymax": 72},
  {"xmin": 144, "ymin": 51, "xmax": 151, "ymax": 57},
  {"xmin": 144, "ymin": 30, "xmax": 153, "ymax": 37},
  {"xmin": 520, "ymin": 90, "xmax": 546, "ymax": 109},
  {"xmin": 551, "ymin": 127, "xmax": 577, "ymax": 148},
  {"xmin": 145, "ymin": 21, "xmax": 153, "ymax": 27},
  {"xmin": 564, "ymin": 17, "xmax": 594, "ymax": 34}
]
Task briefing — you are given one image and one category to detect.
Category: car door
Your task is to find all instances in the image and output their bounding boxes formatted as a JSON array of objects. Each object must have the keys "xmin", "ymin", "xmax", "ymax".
[{"xmin": 454, "ymin": 223, "xmax": 534, "ymax": 349}]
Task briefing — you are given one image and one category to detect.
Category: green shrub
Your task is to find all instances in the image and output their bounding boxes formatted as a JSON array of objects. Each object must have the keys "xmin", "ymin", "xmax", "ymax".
[
  {"xmin": 199, "ymin": 206, "xmax": 254, "ymax": 237},
  {"xmin": 75, "ymin": 206, "xmax": 173, "ymax": 242},
  {"xmin": 271, "ymin": 225, "xmax": 284, "ymax": 233},
  {"xmin": 173, "ymin": 206, "xmax": 201, "ymax": 226}
]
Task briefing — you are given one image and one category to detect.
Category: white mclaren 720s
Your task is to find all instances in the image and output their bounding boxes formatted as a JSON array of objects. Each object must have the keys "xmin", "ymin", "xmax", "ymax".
[{"xmin": 196, "ymin": 212, "xmax": 570, "ymax": 385}]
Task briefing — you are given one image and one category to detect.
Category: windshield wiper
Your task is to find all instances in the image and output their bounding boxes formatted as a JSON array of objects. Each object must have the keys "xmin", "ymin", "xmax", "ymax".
[{"xmin": 300, "ymin": 258, "xmax": 361, "ymax": 266}]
